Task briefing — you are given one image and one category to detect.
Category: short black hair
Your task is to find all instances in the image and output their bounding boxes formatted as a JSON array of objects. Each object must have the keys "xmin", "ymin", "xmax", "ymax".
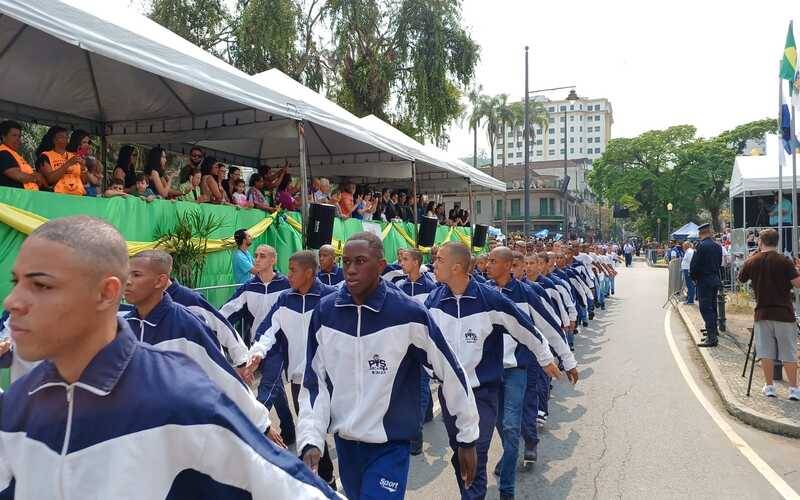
[
  {"xmin": 234, "ymin": 228, "xmax": 249, "ymax": 246},
  {"xmin": 289, "ymin": 250, "xmax": 318, "ymax": 271},
  {"xmin": 346, "ymin": 231, "xmax": 384, "ymax": 258},
  {"xmin": 0, "ymin": 120, "xmax": 21, "ymax": 138},
  {"xmin": 135, "ymin": 173, "xmax": 147, "ymax": 183}
]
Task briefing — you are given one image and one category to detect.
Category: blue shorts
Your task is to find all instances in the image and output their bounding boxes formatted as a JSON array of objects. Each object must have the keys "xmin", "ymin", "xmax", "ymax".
[{"xmin": 335, "ymin": 436, "xmax": 410, "ymax": 499}]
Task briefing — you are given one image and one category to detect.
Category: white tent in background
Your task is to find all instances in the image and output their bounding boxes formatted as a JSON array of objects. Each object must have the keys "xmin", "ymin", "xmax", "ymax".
[{"xmin": 730, "ymin": 134, "xmax": 799, "ymax": 197}]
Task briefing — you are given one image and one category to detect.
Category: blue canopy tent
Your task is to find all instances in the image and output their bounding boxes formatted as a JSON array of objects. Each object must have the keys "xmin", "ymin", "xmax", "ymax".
[
  {"xmin": 533, "ymin": 229, "xmax": 550, "ymax": 239},
  {"xmin": 671, "ymin": 222, "xmax": 699, "ymax": 241}
]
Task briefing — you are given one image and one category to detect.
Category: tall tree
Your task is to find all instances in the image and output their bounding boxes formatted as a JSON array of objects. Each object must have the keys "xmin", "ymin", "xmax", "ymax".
[
  {"xmin": 148, "ymin": 0, "xmax": 233, "ymax": 55},
  {"xmin": 496, "ymin": 94, "xmax": 516, "ymax": 235}
]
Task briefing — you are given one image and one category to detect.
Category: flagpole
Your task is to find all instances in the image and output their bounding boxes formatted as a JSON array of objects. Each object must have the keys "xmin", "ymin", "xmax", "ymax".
[{"xmin": 779, "ymin": 67, "xmax": 784, "ymax": 252}]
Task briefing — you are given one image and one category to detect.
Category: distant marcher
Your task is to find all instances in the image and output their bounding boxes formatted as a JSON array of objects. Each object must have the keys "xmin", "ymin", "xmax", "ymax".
[
  {"xmin": 737, "ymin": 228, "xmax": 800, "ymax": 400},
  {"xmin": 681, "ymin": 241, "xmax": 695, "ymax": 305},
  {"xmin": 233, "ymin": 229, "xmax": 254, "ymax": 284},
  {"xmin": 623, "ymin": 241, "xmax": 634, "ymax": 267},
  {"xmin": 690, "ymin": 223, "xmax": 722, "ymax": 347}
]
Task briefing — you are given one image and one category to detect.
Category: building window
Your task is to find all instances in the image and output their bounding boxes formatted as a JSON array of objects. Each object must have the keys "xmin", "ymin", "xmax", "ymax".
[
  {"xmin": 595, "ymin": 147, "xmax": 601, "ymax": 153},
  {"xmin": 579, "ymin": 148, "xmax": 583, "ymax": 153},
  {"xmin": 548, "ymin": 117, "xmax": 555, "ymax": 124},
  {"xmin": 595, "ymin": 104, "xmax": 601, "ymax": 110},
  {"xmin": 536, "ymin": 150, "xmax": 543, "ymax": 156},
  {"xmin": 560, "ymin": 105, "xmax": 566, "ymax": 111},
  {"xmin": 595, "ymin": 115, "xmax": 600, "ymax": 120},
  {"xmin": 548, "ymin": 149, "xmax": 555, "ymax": 155},
  {"xmin": 560, "ymin": 138, "xmax": 565, "ymax": 143},
  {"xmin": 516, "ymin": 152, "xmax": 522, "ymax": 157},
  {"xmin": 536, "ymin": 128, "xmax": 542, "ymax": 134},
  {"xmin": 595, "ymin": 126, "xmax": 601, "ymax": 132},
  {"xmin": 579, "ymin": 137, "xmax": 583, "ymax": 142},
  {"xmin": 548, "ymin": 138, "xmax": 555, "ymax": 145},
  {"xmin": 560, "ymin": 127, "xmax": 565, "ymax": 133},
  {"xmin": 540, "ymin": 197, "xmax": 555, "ymax": 215},
  {"xmin": 517, "ymin": 142, "xmax": 523, "ymax": 147},
  {"xmin": 476, "ymin": 200, "xmax": 481, "ymax": 214},
  {"xmin": 587, "ymin": 137, "xmax": 592, "ymax": 143},
  {"xmin": 548, "ymin": 128, "xmax": 554, "ymax": 134},
  {"xmin": 548, "ymin": 106, "xmax": 554, "ymax": 112},
  {"xmin": 579, "ymin": 104, "xmax": 583, "ymax": 110},
  {"xmin": 580, "ymin": 126, "xmax": 583, "ymax": 132},
  {"xmin": 560, "ymin": 148, "xmax": 565, "ymax": 154},
  {"xmin": 511, "ymin": 198, "xmax": 521, "ymax": 216},
  {"xmin": 569, "ymin": 137, "xmax": 574, "ymax": 143},
  {"xmin": 507, "ymin": 153, "xmax": 513, "ymax": 159},
  {"xmin": 570, "ymin": 116, "xmax": 575, "ymax": 122},
  {"xmin": 560, "ymin": 116, "xmax": 565, "ymax": 122},
  {"xmin": 570, "ymin": 126, "xmax": 574, "ymax": 132},
  {"xmin": 570, "ymin": 147, "xmax": 574, "ymax": 153},
  {"xmin": 496, "ymin": 199, "xmax": 503, "ymax": 216},
  {"xmin": 536, "ymin": 139, "xmax": 542, "ymax": 145}
]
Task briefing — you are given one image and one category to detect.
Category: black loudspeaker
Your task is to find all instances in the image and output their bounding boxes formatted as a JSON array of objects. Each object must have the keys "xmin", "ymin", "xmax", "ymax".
[
  {"xmin": 418, "ymin": 216, "xmax": 438, "ymax": 247},
  {"xmin": 472, "ymin": 224, "xmax": 488, "ymax": 248},
  {"xmin": 307, "ymin": 203, "xmax": 335, "ymax": 250}
]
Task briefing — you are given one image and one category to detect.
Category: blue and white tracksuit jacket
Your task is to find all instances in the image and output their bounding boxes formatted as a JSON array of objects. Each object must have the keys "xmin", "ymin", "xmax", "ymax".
[
  {"xmin": 166, "ymin": 281, "xmax": 248, "ymax": 366},
  {"xmin": 571, "ymin": 262, "xmax": 596, "ymax": 301},
  {"xmin": 381, "ymin": 262, "xmax": 405, "ymax": 283},
  {"xmin": 490, "ymin": 278, "xmax": 576, "ymax": 372},
  {"xmin": 547, "ymin": 273, "xmax": 578, "ymax": 323},
  {"xmin": 425, "ymin": 279, "xmax": 555, "ymax": 390},
  {"xmin": 396, "ymin": 273, "xmax": 438, "ymax": 305},
  {"xmin": 250, "ymin": 280, "xmax": 338, "ymax": 390},
  {"xmin": 317, "ymin": 265, "xmax": 345, "ymax": 287},
  {"xmin": 0, "ymin": 320, "xmax": 337, "ymax": 499},
  {"xmin": 126, "ymin": 294, "xmax": 270, "ymax": 432},
  {"xmin": 221, "ymin": 273, "xmax": 291, "ymax": 344},
  {"xmin": 298, "ymin": 280, "xmax": 479, "ymax": 454},
  {"xmin": 534, "ymin": 275, "xmax": 572, "ymax": 327}
]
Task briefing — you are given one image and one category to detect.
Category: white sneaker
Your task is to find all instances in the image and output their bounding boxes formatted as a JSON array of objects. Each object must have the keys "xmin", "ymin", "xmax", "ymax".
[
  {"xmin": 762, "ymin": 385, "xmax": 777, "ymax": 398},
  {"xmin": 789, "ymin": 387, "xmax": 800, "ymax": 401}
]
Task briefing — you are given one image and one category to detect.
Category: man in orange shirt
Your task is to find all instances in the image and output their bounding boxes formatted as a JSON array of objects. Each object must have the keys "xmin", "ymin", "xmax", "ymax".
[{"xmin": 338, "ymin": 182, "xmax": 356, "ymax": 218}]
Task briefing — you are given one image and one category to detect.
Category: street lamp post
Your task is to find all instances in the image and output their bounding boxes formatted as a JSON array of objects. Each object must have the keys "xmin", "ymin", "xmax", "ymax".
[
  {"xmin": 523, "ymin": 47, "xmax": 530, "ymax": 238},
  {"xmin": 667, "ymin": 203, "xmax": 673, "ymax": 241},
  {"xmin": 656, "ymin": 217, "xmax": 661, "ymax": 243}
]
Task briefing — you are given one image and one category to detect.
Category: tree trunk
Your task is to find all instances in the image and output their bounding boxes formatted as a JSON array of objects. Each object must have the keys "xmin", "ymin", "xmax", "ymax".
[
  {"xmin": 710, "ymin": 206, "xmax": 721, "ymax": 233},
  {"xmin": 502, "ymin": 123, "xmax": 508, "ymax": 236},
  {"xmin": 490, "ymin": 140, "xmax": 495, "ymax": 228}
]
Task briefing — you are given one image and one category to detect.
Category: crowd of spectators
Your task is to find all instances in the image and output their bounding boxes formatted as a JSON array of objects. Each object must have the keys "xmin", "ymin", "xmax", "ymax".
[{"xmin": 0, "ymin": 121, "xmax": 473, "ymax": 224}]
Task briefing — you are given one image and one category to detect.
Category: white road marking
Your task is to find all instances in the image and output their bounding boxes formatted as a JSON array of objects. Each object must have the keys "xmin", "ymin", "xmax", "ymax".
[{"xmin": 664, "ymin": 311, "xmax": 800, "ymax": 500}]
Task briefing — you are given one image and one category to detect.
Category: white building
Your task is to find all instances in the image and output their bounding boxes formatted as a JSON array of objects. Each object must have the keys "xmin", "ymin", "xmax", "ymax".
[{"xmin": 495, "ymin": 90, "xmax": 613, "ymax": 165}]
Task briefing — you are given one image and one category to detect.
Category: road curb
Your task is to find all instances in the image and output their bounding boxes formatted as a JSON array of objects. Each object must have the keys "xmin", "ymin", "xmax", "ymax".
[{"xmin": 674, "ymin": 303, "xmax": 800, "ymax": 438}]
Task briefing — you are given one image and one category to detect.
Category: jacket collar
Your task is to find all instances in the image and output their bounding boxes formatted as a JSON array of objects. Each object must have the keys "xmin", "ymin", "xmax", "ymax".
[
  {"xmin": 488, "ymin": 275, "xmax": 518, "ymax": 293},
  {"xmin": 28, "ymin": 319, "xmax": 138, "ymax": 396},
  {"xmin": 290, "ymin": 278, "xmax": 325, "ymax": 297},
  {"xmin": 128, "ymin": 293, "xmax": 173, "ymax": 327},
  {"xmin": 335, "ymin": 279, "xmax": 388, "ymax": 312},
  {"xmin": 440, "ymin": 277, "xmax": 480, "ymax": 301},
  {"xmin": 320, "ymin": 264, "xmax": 340, "ymax": 275}
]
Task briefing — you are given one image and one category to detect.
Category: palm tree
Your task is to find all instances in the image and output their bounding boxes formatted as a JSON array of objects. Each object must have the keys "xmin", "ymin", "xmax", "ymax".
[
  {"xmin": 478, "ymin": 95, "xmax": 501, "ymax": 225},
  {"xmin": 466, "ymin": 85, "xmax": 484, "ymax": 171},
  {"xmin": 496, "ymin": 94, "xmax": 516, "ymax": 235}
]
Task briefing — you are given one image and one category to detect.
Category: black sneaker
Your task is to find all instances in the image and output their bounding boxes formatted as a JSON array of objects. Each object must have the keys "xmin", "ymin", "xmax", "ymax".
[
  {"xmin": 524, "ymin": 445, "xmax": 538, "ymax": 463},
  {"xmin": 589, "ymin": 311, "xmax": 595, "ymax": 320},
  {"xmin": 500, "ymin": 493, "xmax": 515, "ymax": 500},
  {"xmin": 410, "ymin": 435, "xmax": 423, "ymax": 456},
  {"xmin": 493, "ymin": 461, "xmax": 502, "ymax": 477},
  {"xmin": 582, "ymin": 320, "xmax": 589, "ymax": 327}
]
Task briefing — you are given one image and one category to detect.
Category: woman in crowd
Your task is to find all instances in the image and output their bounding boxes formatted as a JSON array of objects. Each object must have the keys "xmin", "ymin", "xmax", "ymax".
[
  {"xmin": 35, "ymin": 126, "xmax": 86, "ymax": 195},
  {"xmin": 144, "ymin": 147, "xmax": 179, "ymax": 199},
  {"xmin": 177, "ymin": 166, "xmax": 207, "ymax": 202},
  {"xmin": 67, "ymin": 130, "xmax": 102, "ymax": 197},
  {"xmin": 200, "ymin": 157, "xmax": 228, "ymax": 204},
  {"xmin": 113, "ymin": 145, "xmax": 138, "ymax": 192},
  {"xmin": 223, "ymin": 166, "xmax": 241, "ymax": 201},
  {"xmin": 0, "ymin": 120, "xmax": 43, "ymax": 190},
  {"xmin": 246, "ymin": 173, "xmax": 274, "ymax": 212},
  {"xmin": 435, "ymin": 203, "xmax": 446, "ymax": 224},
  {"xmin": 275, "ymin": 173, "xmax": 298, "ymax": 211},
  {"xmin": 426, "ymin": 201, "xmax": 437, "ymax": 218}
]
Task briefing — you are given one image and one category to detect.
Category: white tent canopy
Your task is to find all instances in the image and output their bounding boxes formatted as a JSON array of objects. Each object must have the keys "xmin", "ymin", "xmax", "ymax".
[
  {"xmin": 360, "ymin": 115, "xmax": 505, "ymax": 192},
  {"xmin": 0, "ymin": 0, "xmax": 414, "ymax": 171},
  {"xmin": 730, "ymin": 134, "xmax": 800, "ymax": 197}
]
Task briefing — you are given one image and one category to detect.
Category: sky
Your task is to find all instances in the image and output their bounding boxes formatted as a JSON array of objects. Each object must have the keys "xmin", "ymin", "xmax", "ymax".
[{"xmin": 446, "ymin": 0, "xmax": 796, "ymax": 158}]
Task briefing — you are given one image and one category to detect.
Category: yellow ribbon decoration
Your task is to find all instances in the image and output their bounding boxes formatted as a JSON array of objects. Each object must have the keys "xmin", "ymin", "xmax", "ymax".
[{"xmin": 0, "ymin": 202, "xmax": 280, "ymax": 256}]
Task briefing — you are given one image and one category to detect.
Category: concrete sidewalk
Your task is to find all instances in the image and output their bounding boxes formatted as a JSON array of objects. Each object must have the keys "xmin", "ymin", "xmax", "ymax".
[{"xmin": 675, "ymin": 303, "xmax": 800, "ymax": 437}]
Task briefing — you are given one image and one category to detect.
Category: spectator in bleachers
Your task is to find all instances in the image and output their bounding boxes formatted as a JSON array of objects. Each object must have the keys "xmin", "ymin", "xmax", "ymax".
[
  {"xmin": 435, "ymin": 203, "xmax": 446, "ymax": 223},
  {"xmin": 130, "ymin": 173, "xmax": 156, "ymax": 202},
  {"xmin": 35, "ymin": 126, "xmax": 86, "ymax": 195},
  {"xmin": 0, "ymin": 120, "xmax": 43, "ymax": 191},
  {"xmin": 113, "ymin": 145, "xmax": 138, "ymax": 192},
  {"xmin": 103, "ymin": 179, "xmax": 127, "ymax": 198},
  {"xmin": 231, "ymin": 179, "xmax": 253, "ymax": 208},
  {"xmin": 83, "ymin": 157, "xmax": 102, "ymax": 197},
  {"xmin": 200, "ymin": 157, "xmax": 228, "ymax": 204},
  {"xmin": 246, "ymin": 173, "xmax": 273, "ymax": 212},
  {"xmin": 144, "ymin": 147, "xmax": 179, "ymax": 199},
  {"xmin": 223, "ymin": 166, "xmax": 241, "ymax": 201},
  {"xmin": 339, "ymin": 182, "xmax": 356, "ymax": 218},
  {"xmin": 177, "ymin": 166, "xmax": 207, "ymax": 202},
  {"xmin": 66, "ymin": 130, "xmax": 103, "ymax": 196},
  {"xmin": 425, "ymin": 201, "xmax": 436, "ymax": 218},
  {"xmin": 276, "ymin": 173, "xmax": 298, "ymax": 211}
]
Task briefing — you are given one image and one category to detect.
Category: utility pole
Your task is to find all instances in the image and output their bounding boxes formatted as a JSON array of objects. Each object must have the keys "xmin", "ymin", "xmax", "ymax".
[{"xmin": 523, "ymin": 46, "xmax": 531, "ymax": 238}]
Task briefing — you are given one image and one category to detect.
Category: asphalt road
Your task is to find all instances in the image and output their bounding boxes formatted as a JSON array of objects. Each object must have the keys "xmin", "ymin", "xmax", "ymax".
[{"xmin": 404, "ymin": 261, "xmax": 800, "ymax": 500}]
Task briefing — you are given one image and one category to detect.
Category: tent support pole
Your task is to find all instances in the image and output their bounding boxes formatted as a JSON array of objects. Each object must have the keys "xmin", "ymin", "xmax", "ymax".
[
  {"xmin": 297, "ymin": 120, "xmax": 309, "ymax": 244},
  {"xmin": 100, "ymin": 130, "xmax": 108, "ymax": 192},
  {"xmin": 411, "ymin": 160, "xmax": 418, "ymax": 247}
]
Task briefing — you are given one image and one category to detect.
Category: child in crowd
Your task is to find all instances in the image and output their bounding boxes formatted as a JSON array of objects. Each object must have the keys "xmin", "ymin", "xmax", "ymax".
[
  {"xmin": 178, "ymin": 167, "xmax": 207, "ymax": 202},
  {"xmin": 130, "ymin": 173, "xmax": 157, "ymax": 202},
  {"xmin": 232, "ymin": 179, "xmax": 253, "ymax": 208},
  {"xmin": 103, "ymin": 180, "xmax": 127, "ymax": 198}
]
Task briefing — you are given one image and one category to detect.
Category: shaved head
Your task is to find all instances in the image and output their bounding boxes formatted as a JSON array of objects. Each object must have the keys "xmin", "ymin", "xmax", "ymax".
[
  {"xmin": 490, "ymin": 246, "xmax": 514, "ymax": 263},
  {"xmin": 442, "ymin": 242, "xmax": 471, "ymax": 272},
  {"xmin": 29, "ymin": 215, "xmax": 128, "ymax": 283},
  {"xmin": 131, "ymin": 249, "xmax": 173, "ymax": 275},
  {"xmin": 319, "ymin": 244, "xmax": 336, "ymax": 257}
]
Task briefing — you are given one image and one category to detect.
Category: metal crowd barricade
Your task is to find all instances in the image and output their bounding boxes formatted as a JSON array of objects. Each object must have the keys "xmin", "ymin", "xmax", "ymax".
[{"xmin": 665, "ymin": 258, "xmax": 683, "ymax": 306}]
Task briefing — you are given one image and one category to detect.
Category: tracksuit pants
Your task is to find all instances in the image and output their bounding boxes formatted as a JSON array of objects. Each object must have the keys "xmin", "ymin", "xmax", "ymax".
[
  {"xmin": 495, "ymin": 368, "xmax": 527, "ymax": 497},
  {"xmin": 419, "ymin": 370, "xmax": 433, "ymax": 434},
  {"xmin": 522, "ymin": 363, "xmax": 549, "ymax": 448},
  {"xmin": 441, "ymin": 384, "xmax": 499, "ymax": 500},
  {"xmin": 335, "ymin": 436, "xmax": 410, "ymax": 499}
]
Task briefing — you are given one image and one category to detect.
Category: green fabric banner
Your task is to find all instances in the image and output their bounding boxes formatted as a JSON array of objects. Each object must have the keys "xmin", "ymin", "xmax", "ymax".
[{"xmin": 0, "ymin": 188, "xmax": 484, "ymax": 308}]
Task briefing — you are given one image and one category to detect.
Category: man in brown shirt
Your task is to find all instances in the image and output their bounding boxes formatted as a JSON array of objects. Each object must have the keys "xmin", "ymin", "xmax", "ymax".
[{"xmin": 737, "ymin": 228, "xmax": 800, "ymax": 400}]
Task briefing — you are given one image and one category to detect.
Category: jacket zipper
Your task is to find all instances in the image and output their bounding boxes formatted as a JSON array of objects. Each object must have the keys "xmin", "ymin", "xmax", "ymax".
[
  {"xmin": 59, "ymin": 385, "xmax": 76, "ymax": 499},
  {"xmin": 299, "ymin": 295, "xmax": 307, "ymax": 384},
  {"xmin": 455, "ymin": 297, "xmax": 463, "ymax": 361},
  {"xmin": 354, "ymin": 305, "xmax": 363, "ymax": 436}
]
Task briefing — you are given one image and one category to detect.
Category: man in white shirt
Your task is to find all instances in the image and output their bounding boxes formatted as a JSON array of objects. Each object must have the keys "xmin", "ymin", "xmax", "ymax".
[{"xmin": 681, "ymin": 242, "xmax": 696, "ymax": 305}]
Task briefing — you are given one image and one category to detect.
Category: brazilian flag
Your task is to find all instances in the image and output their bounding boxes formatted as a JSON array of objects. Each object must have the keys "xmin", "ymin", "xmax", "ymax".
[{"xmin": 780, "ymin": 21, "xmax": 797, "ymax": 82}]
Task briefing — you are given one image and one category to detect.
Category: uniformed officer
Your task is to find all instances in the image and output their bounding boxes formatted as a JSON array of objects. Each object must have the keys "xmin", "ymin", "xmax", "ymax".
[{"xmin": 689, "ymin": 223, "xmax": 722, "ymax": 347}]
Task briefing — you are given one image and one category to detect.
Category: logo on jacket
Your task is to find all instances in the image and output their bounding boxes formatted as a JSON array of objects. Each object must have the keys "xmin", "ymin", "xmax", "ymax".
[
  {"xmin": 464, "ymin": 329, "xmax": 478, "ymax": 344},
  {"xmin": 379, "ymin": 478, "xmax": 399, "ymax": 493},
  {"xmin": 368, "ymin": 354, "xmax": 388, "ymax": 375}
]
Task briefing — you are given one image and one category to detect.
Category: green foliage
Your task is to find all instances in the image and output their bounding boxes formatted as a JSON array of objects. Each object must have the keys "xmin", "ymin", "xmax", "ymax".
[
  {"xmin": 231, "ymin": 0, "xmax": 301, "ymax": 76},
  {"xmin": 148, "ymin": 0, "xmax": 232, "ymax": 55},
  {"xmin": 589, "ymin": 118, "xmax": 777, "ymax": 238},
  {"xmin": 155, "ymin": 210, "xmax": 226, "ymax": 288}
]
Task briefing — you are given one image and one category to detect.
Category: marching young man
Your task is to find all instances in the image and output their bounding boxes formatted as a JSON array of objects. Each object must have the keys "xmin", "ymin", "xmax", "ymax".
[
  {"xmin": 298, "ymin": 233, "xmax": 480, "ymax": 499},
  {"xmin": 0, "ymin": 216, "xmax": 335, "ymax": 498},
  {"xmin": 246, "ymin": 250, "xmax": 339, "ymax": 489},
  {"xmin": 426, "ymin": 242, "xmax": 561, "ymax": 500}
]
